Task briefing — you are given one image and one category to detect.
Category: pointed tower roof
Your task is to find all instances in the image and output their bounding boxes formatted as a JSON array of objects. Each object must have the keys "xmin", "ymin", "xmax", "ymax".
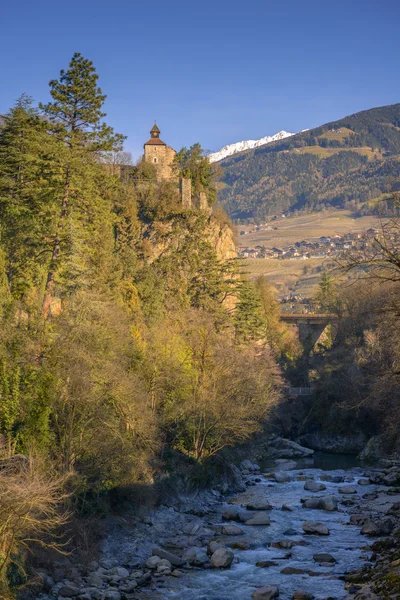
[{"xmin": 144, "ymin": 122, "xmax": 166, "ymax": 146}]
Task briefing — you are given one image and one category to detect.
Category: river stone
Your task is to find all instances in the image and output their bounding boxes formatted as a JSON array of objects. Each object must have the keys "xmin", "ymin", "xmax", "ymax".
[
  {"xmin": 320, "ymin": 474, "xmax": 343, "ymax": 483},
  {"xmin": 284, "ymin": 528, "xmax": 298, "ymax": 535},
  {"xmin": 319, "ymin": 495, "xmax": 338, "ymax": 511},
  {"xmin": 245, "ymin": 511, "xmax": 271, "ymax": 525},
  {"xmin": 182, "ymin": 547, "xmax": 208, "ymax": 566},
  {"xmin": 360, "ymin": 519, "xmax": 380, "ymax": 536},
  {"xmin": 171, "ymin": 569, "xmax": 183, "ymax": 577},
  {"xmin": 157, "ymin": 564, "xmax": 171, "ymax": 575},
  {"xmin": 146, "ymin": 555, "xmax": 162, "ymax": 569},
  {"xmin": 293, "ymin": 593, "xmax": 314, "ymax": 600},
  {"xmin": 207, "ymin": 540, "xmax": 224, "ymax": 555},
  {"xmin": 304, "ymin": 480, "xmax": 326, "ymax": 492},
  {"xmin": 222, "ymin": 507, "xmax": 240, "ymax": 521},
  {"xmin": 282, "ymin": 504, "xmax": 293, "ymax": 511},
  {"xmin": 240, "ymin": 459, "xmax": 260, "ymax": 472},
  {"xmin": 302, "ymin": 498, "xmax": 321, "ymax": 509},
  {"xmin": 157, "ymin": 559, "xmax": 172, "ymax": 569},
  {"xmin": 256, "ymin": 560, "xmax": 279, "ymax": 568},
  {"xmin": 102, "ymin": 592, "xmax": 121, "ymax": 600},
  {"xmin": 267, "ymin": 436, "xmax": 314, "ymax": 458},
  {"xmin": 339, "ymin": 485, "xmax": 357, "ymax": 494},
  {"xmin": 229, "ymin": 540, "xmax": 251, "ymax": 550},
  {"xmin": 271, "ymin": 540, "xmax": 293, "ymax": 549},
  {"xmin": 237, "ymin": 510, "xmax": 256, "ymax": 522},
  {"xmin": 151, "ymin": 547, "xmax": 185, "ymax": 566},
  {"xmin": 221, "ymin": 524, "xmax": 244, "ymax": 535},
  {"xmin": 274, "ymin": 460, "xmax": 297, "ymax": 471},
  {"xmin": 350, "ymin": 514, "xmax": 367, "ymax": 525},
  {"xmin": 210, "ymin": 547, "xmax": 234, "ymax": 568},
  {"xmin": 252, "ymin": 586, "xmax": 279, "ymax": 600},
  {"xmin": 358, "ymin": 478, "xmax": 370, "ymax": 485},
  {"xmin": 86, "ymin": 573, "xmax": 104, "ymax": 587},
  {"xmin": 313, "ymin": 552, "xmax": 336, "ymax": 563},
  {"xmin": 302, "ymin": 521, "xmax": 330, "ymax": 535},
  {"xmin": 59, "ymin": 585, "xmax": 80, "ymax": 597},
  {"xmin": 273, "ymin": 471, "xmax": 292, "ymax": 483},
  {"xmin": 246, "ymin": 501, "xmax": 272, "ymax": 511},
  {"xmin": 281, "ymin": 567, "xmax": 310, "ymax": 575}
]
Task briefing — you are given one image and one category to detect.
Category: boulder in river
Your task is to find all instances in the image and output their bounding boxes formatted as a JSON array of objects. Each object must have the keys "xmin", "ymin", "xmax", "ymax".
[
  {"xmin": 274, "ymin": 459, "xmax": 298, "ymax": 471},
  {"xmin": 271, "ymin": 540, "xmax": 293, "ymax": 549},
  {"xmin": 182, "ymin": 547, "xmax": 208, "ymax": 566},
  {"xmin": 151, "ymin": 547, "xmax": 185, "ymax": 566},
  {"xmin": 207, "ymin": 540, "xmax": 224, "ymax": 555},
  {"xmin": 222, "ymin": 507, "xmax": 240, "ymax": 521},
  {"xmin": 304, "ymin": 480, "xmax": 326, "ymax": 492},
  {"xmin": 339, "ymin": 485, "xmax": 357, "ymax": 494},
  {"xmin": 313, "ymin": 552, "xmax": 336, "ymax": 563},
  {"xmin": 252, "ymin": 586, "xmax": 279, "ymax": 600},
  {"xmin": 273, "ymin": 471, "xmax": 292, "ymax": 483},
  {"xmin": 146, "ymin": 555, "xmax": 162, "ymax": 569},
  {"xmin": 360, "ymin": 519, "xmax": 380, "ymax": 536},
  {"xmin": 221, "ymin": 524, "xmax": 244, "ymax": 535},
  {"xmin": 240, "ymin": 459, "xmax": 260, "ymax": 472},
  {"xmin": 302, "ymin": 521, "xmax": 330, "ymax": 535},
  {"xmin": 256, "ymin": 560, "xmax": 279, "ymax": 567},
  {"xmin": 245, "ymin": 511, "xmax": 271, "ymax": 525},
  {"xmin": 281, "ymin": 567, "xmax": 311, "ymax": 575},
  {"xmin": 358, "ymin": 478, "xmax": 370, "ymax": 485},
  {"xmin": 293, "ymin": 593, "xmax": 314, "ymax": 600},
  {"xmin": 302, "ymin": 495, "xmax": 338, "ymax": 510},
  {"xmin": 319, "ymin": 495, "xmax": 338, "ymax": 511},
  {"xmin": 210, "ymin": 547, "xmax": 234, "ymax": 568},
  {"xmin": 267, "ymin": 436, "xmax": 314, "ymax": 458},
  {"xmin": 246, "ymin": 501, "xmax": 272, "ymax": 511}
]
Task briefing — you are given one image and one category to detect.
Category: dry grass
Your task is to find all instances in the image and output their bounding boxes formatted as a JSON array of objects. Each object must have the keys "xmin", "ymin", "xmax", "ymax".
[
  {"xmin": 318, "ymin": 127, "xmax": 355, "ymax": 142},
  {"xmin": 0, "ymin": 466, "xmax": 69, "ymax": 598},
  {"xmin": 237, "ymin": 210, "xmax": 380, "ymax": 248},
  {"xmin": 292, "ymin": 146, "xmax": 380, "ymax": 159},
  {"xmin": 243, "ymin": 257, "xmax": 328, "ymax": 296}
]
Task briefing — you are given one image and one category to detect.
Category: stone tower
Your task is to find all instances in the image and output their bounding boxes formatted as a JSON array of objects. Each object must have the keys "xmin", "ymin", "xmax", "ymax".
[{"xmin": 143, "ymin": 123, "xmax": 176, "ymax": 180}]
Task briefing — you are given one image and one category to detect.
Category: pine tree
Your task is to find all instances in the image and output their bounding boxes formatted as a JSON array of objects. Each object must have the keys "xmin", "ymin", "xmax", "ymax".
[
  {"xmin": 40, "ymin": 53, "xmax": 125, "ymax": 314},
  {"xmin": 0, "ymin": 95, "xmax": 55, "ymax": 300},
  {"xmin": 234, "ymin": 280, "xmax": 265, "ymax": 343}
]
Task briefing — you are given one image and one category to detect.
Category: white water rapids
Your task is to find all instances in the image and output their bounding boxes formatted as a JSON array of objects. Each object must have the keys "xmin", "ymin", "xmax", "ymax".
[{"xmin": 154, "ymin": 464, "xmax": 375, "ymax": 600}]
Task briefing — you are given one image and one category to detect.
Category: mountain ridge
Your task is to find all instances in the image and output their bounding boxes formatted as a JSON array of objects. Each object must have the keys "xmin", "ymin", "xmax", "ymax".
[
  {"xmin": 216, "ymin": 103, "xmax": 400, "ymax": 219},
  {"xmin": 209, "ymin": 130, "xmax": 295, "ymax": 163}
]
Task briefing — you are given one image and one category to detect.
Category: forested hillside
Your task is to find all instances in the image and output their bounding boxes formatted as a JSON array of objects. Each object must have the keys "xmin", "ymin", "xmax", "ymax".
[
  {"xmin": 217, "ymin": 103, "xmax": 400, "ymax": 218},
  {"xmin": 0, "ymin": 54, "xmax": 292, "ymax": 597}
]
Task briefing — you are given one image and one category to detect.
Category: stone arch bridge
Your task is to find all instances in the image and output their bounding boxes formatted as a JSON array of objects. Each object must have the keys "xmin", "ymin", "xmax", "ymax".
[{"xmin": 279, "ymin": 313, "xmax": 338, "ymax": 350}]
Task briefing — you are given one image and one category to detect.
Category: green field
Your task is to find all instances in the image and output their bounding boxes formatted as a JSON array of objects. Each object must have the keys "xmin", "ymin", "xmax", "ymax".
[
  {"xmin": 243, "ymin": 257, "xmax": 332, "ymax": 297},
  {"xmin": 294, "ymin": 146, "xmax": 380, "ymax": 159},
  {"xmin": 237, "ymin": 210, "xmax": 379, "ymax": 249},
  {"xmin": 238, "ymin": 210, "xmax": 380, "ymax": 297}
]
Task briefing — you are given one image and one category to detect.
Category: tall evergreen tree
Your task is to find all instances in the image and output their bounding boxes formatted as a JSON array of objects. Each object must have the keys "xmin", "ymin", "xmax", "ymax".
[{"xmin": 40, "ymin": 53, "xmax": 125, "ymax": 313}]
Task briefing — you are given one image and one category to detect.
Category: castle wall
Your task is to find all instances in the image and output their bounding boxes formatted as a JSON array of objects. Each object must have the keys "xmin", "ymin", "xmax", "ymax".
[
  {"xmin": 180, "ymin": 178, "xmax": 192, "ymax": 209},
  {"xmin": 144, "ymin": 144, "xmax": 176, "ymax": 180}
]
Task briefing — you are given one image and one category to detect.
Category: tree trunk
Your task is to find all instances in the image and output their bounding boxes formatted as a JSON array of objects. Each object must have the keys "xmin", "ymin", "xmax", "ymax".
[{"xmin": 42, "ymin": 170, "xmax": 70, "ymax": 317}]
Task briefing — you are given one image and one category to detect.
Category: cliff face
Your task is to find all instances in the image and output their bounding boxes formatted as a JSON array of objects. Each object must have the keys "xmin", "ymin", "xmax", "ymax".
[
  {"xmin": 206, "ymin": 219, "xmax": 237, "ymax": 261},
  {"xmin": 142, "ymin": 214, "xmax": 237, "ymax": 263}
]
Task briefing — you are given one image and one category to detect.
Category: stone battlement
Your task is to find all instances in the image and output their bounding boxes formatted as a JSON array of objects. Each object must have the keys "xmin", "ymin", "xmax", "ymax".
[{"xmin": 143, "ymin": 123, "xmax": 209, "ymax": 211}]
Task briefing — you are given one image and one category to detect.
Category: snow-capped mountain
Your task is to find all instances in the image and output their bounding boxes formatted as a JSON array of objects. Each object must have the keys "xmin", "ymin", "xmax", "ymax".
[{"xmin": 208, "ymin": 130, "xmax": 295, "ymax": 163}]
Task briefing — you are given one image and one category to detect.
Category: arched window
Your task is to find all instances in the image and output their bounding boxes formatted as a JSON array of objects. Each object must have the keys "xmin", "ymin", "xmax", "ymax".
[{"xmin": 154, "ymin": 157, "xmax": 157, "ymax": 163}]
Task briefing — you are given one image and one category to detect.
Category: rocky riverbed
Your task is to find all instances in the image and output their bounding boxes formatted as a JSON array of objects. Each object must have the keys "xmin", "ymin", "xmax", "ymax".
[{"xmin": 35, "ymin": 446, "xmax": 400, "ymax": 600}]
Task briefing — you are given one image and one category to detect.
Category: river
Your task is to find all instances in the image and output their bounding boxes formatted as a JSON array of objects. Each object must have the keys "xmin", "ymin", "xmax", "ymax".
[{"xmin": 151, "ymin": 457, "xmax": 378, "ymax": 600}]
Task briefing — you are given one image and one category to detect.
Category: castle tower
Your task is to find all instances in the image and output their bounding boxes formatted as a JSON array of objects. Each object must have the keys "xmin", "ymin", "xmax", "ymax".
[{"xmin": 143, "ymin": 123, "xmax": 176, "ymax": 180}]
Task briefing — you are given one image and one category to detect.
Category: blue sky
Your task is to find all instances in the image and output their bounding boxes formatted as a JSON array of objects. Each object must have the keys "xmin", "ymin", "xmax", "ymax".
[{"xmin": 1, "ymin": 0, "xmax": 399, "ymax": 159}]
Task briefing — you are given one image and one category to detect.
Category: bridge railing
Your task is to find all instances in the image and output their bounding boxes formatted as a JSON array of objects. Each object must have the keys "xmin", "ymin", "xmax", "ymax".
[{"xmin": 287, "ymin": 387, "xmax": 315, "ymax": 396}]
